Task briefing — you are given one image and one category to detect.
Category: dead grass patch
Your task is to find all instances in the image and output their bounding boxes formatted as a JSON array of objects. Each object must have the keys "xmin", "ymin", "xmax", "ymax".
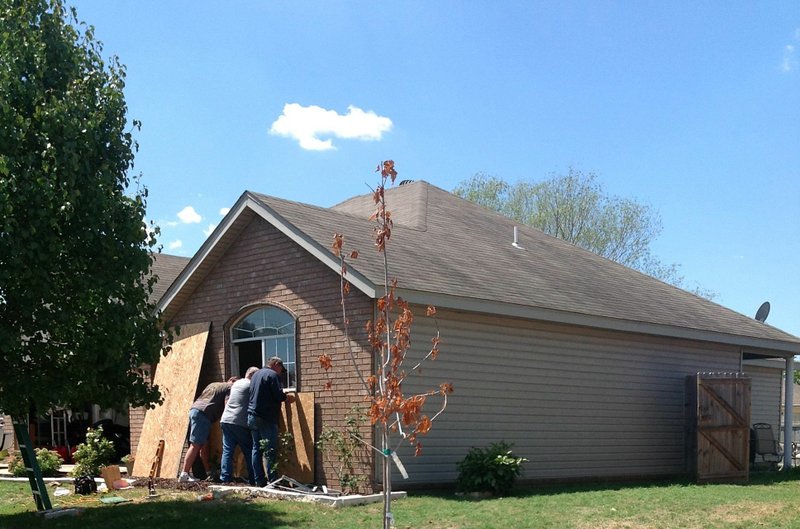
[
  {"xmin": 709, "ymin": 501, "xmax": 786, "ymax": 524},
  {"xmin": 572, "ymin": 500, "xmax": 795, "ymax": 529},
  {"xmin": 576, "ymin": 521, "xmax": 657, "ymax": 529}
]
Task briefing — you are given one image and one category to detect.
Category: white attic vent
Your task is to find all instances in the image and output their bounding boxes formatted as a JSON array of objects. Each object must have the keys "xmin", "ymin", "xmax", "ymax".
[{"xmin": 512, "ymin": 226, "xmax": 523, "ymax": 249}]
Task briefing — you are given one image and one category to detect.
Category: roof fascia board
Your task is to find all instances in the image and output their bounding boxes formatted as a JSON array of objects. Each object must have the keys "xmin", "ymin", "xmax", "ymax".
[
  {"xmin": 394, "ymin": 287, "xmax": 800, "ymax": 355},
  {"xmin": 246, "ymin": 194, "xmax": 377, "ymax": 298},
  {"xmin": 158, "ymin": 194, "xmax": 379, "ymax": 316},
  {"xmin": 742, "ymin": 358, "xmax": 788, "ymax": 368}
]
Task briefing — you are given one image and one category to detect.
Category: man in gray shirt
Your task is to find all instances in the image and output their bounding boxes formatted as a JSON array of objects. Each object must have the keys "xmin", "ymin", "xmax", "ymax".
[{"xmin": 219, "ymin": 366, "xmax": 259, "ymax": 484}]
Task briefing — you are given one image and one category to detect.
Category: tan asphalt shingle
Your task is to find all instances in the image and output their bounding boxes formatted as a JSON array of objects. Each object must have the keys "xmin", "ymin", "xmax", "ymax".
[
  {"xmin": 250, "ymin": 180, "xmax": 799, "ymax": 347},
  {"xmin": 150, "ymin": 253, "xmax": 191, "ymax": 304}
]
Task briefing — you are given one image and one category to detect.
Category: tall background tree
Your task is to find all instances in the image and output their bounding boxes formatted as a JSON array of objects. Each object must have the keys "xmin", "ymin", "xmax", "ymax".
[
  {"xmin": 454, "ymin": 170, "xmax": 714, "ymax": 299},
  {"xmin": 0, "ymin": 0, "xmax": 165, "ymax": 420}
]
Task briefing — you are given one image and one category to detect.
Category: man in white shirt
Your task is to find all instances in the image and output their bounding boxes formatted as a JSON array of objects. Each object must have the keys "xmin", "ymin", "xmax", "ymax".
[{"xmin": 219, "ymin": 366, "xmax": 259, "ymax": 484}]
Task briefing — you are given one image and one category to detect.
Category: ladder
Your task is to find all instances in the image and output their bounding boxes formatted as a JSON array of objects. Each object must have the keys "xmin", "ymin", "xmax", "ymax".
[
  {"xmin": 50, "ymin": 409, "xmax": 69, "ymax": 451},
  {"xmin": 12, "ymin": 420, "xmax": 53, "ymax": 511}
]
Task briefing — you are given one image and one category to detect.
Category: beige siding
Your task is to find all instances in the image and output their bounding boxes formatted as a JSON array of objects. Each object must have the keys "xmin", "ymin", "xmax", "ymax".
[
  {"xmin": 744, "ymin": 364, "xmax": 782, "ymax": 428},
  {"xmin": 394, "ymin": 308, "xmax": 741, "ymax": 484}
]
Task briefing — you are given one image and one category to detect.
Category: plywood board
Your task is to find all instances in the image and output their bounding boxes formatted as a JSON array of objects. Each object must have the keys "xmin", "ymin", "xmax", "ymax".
[
  {"xmin": 279, "ymin": 392, "xmax": 315, "ymax": 483},
  {"xmin": 132, "ymin": 323, "xmax": 210, "ymax": 478},
  {"xmin": 225, "ymin": 392, "xmax": 315, "ymax": 484}
]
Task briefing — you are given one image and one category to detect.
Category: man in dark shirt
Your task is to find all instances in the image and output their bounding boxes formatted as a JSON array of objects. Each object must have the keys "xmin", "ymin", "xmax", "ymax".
[{"xmin": 248, "ymin": 356, "xmax": 294, "ymax": 486}]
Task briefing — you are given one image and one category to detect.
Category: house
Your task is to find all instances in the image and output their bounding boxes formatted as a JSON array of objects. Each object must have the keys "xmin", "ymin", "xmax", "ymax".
[{"xmin": 138, "ymin": 180, "xmax": 800, "ymax": 488}]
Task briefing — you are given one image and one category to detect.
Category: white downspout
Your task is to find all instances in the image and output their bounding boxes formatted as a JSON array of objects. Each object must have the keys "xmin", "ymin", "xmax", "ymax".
[{"xmin": 784, "ymin": 356, "xmax": 794, "ymax": 470}]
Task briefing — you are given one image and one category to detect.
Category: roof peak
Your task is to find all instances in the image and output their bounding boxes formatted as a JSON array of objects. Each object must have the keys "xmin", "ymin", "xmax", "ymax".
[{"xmin": 330, "ymin": 179, "xmax": 437, "ymax": 230}]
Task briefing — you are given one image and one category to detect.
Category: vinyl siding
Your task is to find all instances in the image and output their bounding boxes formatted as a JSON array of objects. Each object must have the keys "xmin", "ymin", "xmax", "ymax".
[
  {"xmin": 745, "ymin": 364, "xmax": 782, "ymax": 428},
  {"xmin": 394, "ymin": 308, "xmax": 741, "ymax": 484}
]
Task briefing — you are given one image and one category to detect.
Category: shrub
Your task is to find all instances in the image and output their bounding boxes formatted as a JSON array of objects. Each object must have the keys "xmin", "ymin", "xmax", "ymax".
[
  {"xmin": 317, "ymin": 407, "xmax": 369, "ymax": 494},
  {"xmin": 456, "ymin": 441, "xmax": 527, "ymax": 496},
  {"xmin": 8, "ymin": 448, "xmax": 64, "ymax": 477},
  {"xmin": 72, "ymin": 426, "xmax": 115, "ymax": 477},
  {"xmin": 258, "ymin": 431, "xmax": 295, "ymax": 477}
]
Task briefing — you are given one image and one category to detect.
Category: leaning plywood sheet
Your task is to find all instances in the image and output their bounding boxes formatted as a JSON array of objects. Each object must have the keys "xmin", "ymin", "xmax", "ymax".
[
  {"xmin": 279, "ymin": 392, "xmax": 315, "ymax": 483},
  {"xmin": 132, "ymin": 322, "xmax": 210, "ymax": 478},
  {"xmin": 228, "ymin": 392, "xmax": 315, "ymax": 483}
]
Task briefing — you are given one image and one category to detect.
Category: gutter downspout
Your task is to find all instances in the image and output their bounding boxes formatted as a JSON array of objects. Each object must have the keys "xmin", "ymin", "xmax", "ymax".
[{"xmin": 784, "ymin": 356, "xmax": 794, "ymax": 470}]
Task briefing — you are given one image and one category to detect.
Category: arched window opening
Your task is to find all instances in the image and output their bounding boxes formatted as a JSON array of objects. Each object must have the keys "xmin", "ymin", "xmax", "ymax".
[{"xmin": 231, "ymin": 306, "xmax": 297, "ymax": 389}]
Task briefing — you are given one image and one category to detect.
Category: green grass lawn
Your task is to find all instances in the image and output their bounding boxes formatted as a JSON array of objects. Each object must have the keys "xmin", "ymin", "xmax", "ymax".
[{"xmin": 2, "ymin": 472, "xmax": 800, "ymax": 529}]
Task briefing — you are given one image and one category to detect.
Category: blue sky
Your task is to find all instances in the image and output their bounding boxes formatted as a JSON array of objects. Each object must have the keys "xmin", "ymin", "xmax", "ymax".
[{"xmin": 71, "ymin": 1, "xmax": 800, "ymax": 337}]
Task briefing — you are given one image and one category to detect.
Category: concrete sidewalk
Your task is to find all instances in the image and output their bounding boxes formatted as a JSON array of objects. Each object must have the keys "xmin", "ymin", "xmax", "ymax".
[{"xmin": 0, "ymin": 463, "xmax": 127, "ymax": 480}]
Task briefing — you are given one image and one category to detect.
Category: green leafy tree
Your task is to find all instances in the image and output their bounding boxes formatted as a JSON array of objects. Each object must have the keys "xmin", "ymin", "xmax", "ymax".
[
  {"xmin": 454, "ymin": 170, "xmax": 715, "ymax": 299},
  {"xmin": 0, "ymin": 0, "xmax": 165, "ymax": 420}
]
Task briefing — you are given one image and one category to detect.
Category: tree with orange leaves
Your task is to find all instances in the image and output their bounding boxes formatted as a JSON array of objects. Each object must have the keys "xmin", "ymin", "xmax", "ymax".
[{"xmin": 324, "ymin": 161, "xmax": 453, "ymax": 529}]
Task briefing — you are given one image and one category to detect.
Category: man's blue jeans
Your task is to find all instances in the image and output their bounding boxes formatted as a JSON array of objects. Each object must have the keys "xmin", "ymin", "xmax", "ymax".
[
  {"xmin": 247, "ymin": 413, "xmax": 279, "ymax": 486},
  {"xmin": 220, "ymin": 422, "xmax": 255, "ymax": 484}
]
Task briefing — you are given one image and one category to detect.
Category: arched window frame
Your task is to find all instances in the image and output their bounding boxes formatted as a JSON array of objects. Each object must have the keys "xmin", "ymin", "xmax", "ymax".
[{"xmin": 229, "ymin": 305, "xmax": 298, "ymax": 389}]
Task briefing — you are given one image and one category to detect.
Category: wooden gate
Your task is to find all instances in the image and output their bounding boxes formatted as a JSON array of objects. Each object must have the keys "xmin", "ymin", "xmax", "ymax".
[{"xmin": 686, "ymin": 373, "xmax": 751, "ymax": 483}]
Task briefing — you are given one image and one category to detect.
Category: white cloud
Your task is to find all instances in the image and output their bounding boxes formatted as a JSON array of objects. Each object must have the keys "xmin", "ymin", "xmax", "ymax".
[
  {"xmin": 781, "ymin": 29, "xmax": 800, "ymax": 73},
  {"xmin": 219, "ymin": 207, "xmax": 230, "ymax": 216},
  {"xmin": 203, "ymin": 224, "xmax": 217, "ymax": 236},
  {"xmin": 168, "ymin": 239, "xmax": 183, "ymax": 250},
  {"xmin": 177, "ymin": 206, "xmax": 202, "ymax": 224},
  {"xmin": 781, "ymin": 44, "xmax": 796, "ymax": 72},
  {"xmin": 269, "ymin": 103, "xmax": 393, "ymax": 151}
]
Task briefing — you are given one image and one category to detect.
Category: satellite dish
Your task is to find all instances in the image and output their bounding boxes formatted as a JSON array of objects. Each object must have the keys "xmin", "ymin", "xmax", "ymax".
[{"xmin": 755, "ymin": 301, "xmax": 770, "ymax": 322}]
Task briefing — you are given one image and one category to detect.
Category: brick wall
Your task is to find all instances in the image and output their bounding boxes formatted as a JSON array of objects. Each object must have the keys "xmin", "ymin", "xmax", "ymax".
[{"xmin": 131, "ymin": 217, "xmax": 376, "ymax": 489}]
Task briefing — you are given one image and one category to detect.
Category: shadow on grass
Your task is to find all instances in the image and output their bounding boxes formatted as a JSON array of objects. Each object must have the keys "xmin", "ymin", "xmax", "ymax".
[
  {"xmin": 747, "ymin": 466, "xmax": 800, "ymax": 485},
  {"xmin": 407, "ymin": 467, "xmax": 800, "ymax": 503},
  {"xmin": 0, "ymin": 494, "xmax": 291, "ymax": 529}
]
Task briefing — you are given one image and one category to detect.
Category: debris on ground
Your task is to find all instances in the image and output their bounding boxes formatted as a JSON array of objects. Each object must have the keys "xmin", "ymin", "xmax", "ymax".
[
  {"xmin": 131, "ymin": 476, "xmax": 210, "ymax": 492},
  {"xmin": 99, "ymin": 496, "xmax": 131, "ymax": 505}
]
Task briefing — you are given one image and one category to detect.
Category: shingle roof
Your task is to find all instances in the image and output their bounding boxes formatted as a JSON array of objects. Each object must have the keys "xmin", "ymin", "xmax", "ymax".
[
  {"xmin": 150, "ymin": 253, "xmax": 190, "ymax": 304},
  {"xmin": 248, "ymin": 180, "xmax": 800, "ymax": 352}
]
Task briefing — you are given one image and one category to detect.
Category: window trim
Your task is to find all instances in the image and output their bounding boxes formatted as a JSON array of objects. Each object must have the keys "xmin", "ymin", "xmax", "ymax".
[{"xmin": 227, "ymin": 303, "xmax": 298, "ymax": 390}]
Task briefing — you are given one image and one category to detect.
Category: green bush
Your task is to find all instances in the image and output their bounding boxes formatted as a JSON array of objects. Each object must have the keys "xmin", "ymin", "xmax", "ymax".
[
  {"xmin": 8, "ymin": 448, "xmax": 64, "ymax": 477},
  {"xmin": 317, "ymin": 407, "xmax": 369, "ymax": 494},
  {"xmin": 72, "ymin": 426, "xmax": 115, "ymax": 477},
  {"xmin": 456, "ymin": 441, "xmax": 527, "ymax": 496},
  {"xmin": 258, "ymin": 431, "xmax": 295, "ymax": 477}
]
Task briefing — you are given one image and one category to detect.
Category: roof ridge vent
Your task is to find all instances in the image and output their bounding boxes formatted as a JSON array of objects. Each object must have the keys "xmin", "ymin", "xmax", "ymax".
[{"xmin": 398, "ymin": 179, "xmax": 414, "ymax": 186}]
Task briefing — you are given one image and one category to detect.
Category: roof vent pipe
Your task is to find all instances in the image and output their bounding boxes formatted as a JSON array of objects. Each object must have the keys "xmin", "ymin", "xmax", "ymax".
[{"xmin": 512, "ymin": 226, "xmax": 523, "ymax": 249}]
